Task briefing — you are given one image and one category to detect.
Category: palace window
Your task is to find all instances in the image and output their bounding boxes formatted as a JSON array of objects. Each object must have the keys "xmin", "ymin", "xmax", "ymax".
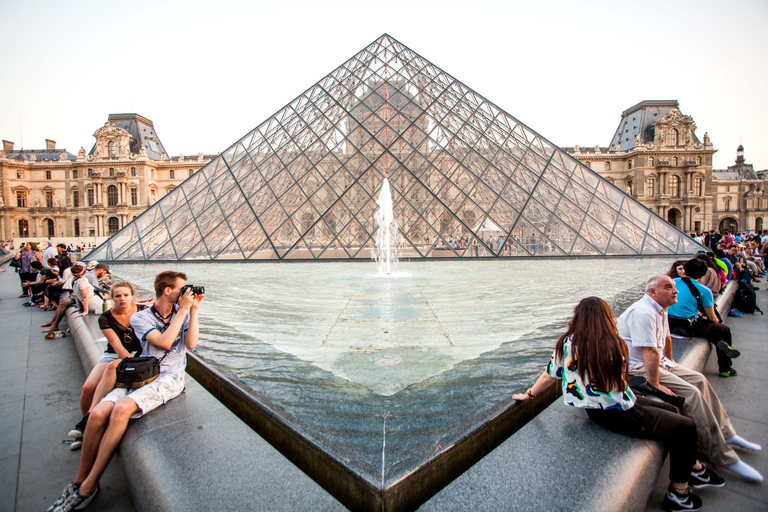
[
  {"xmin": 188, "ymin": 169, "xmax": 194, "ymax": 177},
  {"xmin": 87, "ymin": 188, "xmax": 94, "ymax": 206},
  {"xmin": 16, "ymin": 190, "xmax": 27, "ymax": 207},
  {"xmin": 724, "ymin": 197, "xmax": 731, "ymax": 210},
  {"xmin": 151, "ymin": 169, "xmax": 155, "ymax": 178},
  {"xmin": 670, "ymin": 128, "xmax": 678, "ymax": 146},
  {"xmin": 45, "ymin": 190, "xmax": 53, "ymax": 208},
  {"xmin": 72, "ymin": 169, "xmax": 78, "ymax": 179},
  {"xmin": 107, "ymin": 217, "xmax": 119, "ymax": 235},
  {"xmin": 604, "ymin": 162, "xmax": 610, "ymax": 171},
  {"xmin": 16, "ymin": 170, "xmax": 23, "ymax": 179},
  {"xmin": 107, "ymin": 185, "xmax": 118, "ymax": 206},
  {"xmin": 18, "ymin": 219, "xmax": 29, "ymax": 236},
  {"xmin": 645, "ymin": 178, "xmax": 655, "ymax": 197},
  {"xmin": 130, "ymin": 188, "xmax": 138, "ymax": 206},
  {"xmin": 88, "ymin": 168, "xmax": 93, "ymax": 177},
  {"xmin": 628, "ymin": 159, "xmax": 633, "ymax": 170},
  {"xmin": 72, "ymin": 190, "xmax": 79, "ymax": 207},
  {"xmin": 673, "ymin": 157, "xmax": 678, "ymax": 166},
  {"xmin": 697, "ymin": 156, "xmax": 702, "ymax": 165},
  {"xmin": 45, "ymin": 218, "xmax": 55, "ymax": 237},
  {"xmin": 74, "ymin": 218, "xmax": 80, "ymax": 237},
  {"xmin": 668, "ymin": 175, "xmax": 680, "ymax": 197},
  {"xmin": 46, "ymin": 170, "xmax": 51, "ymax": 180},
  {"xmin": 109, "ymin": 141, "xmax": 116, "ymax": 157},
  {"xmin": 648, "ymin": 157, "xmax": 654, "ymax": 166},
  {"xmin": 131, "ymin": 167, "xmax": 136, "ymax": 177},
  {"xmin": 169, "ymin": 169, "xmax": 175, "ymax": 179},
  {"xmin": 109, "ymin": 168, "xmax": 115, "ymax": 177},
  {"xmin": 694, "ymin": 177, "xmax": 703, "ymax": 196}
]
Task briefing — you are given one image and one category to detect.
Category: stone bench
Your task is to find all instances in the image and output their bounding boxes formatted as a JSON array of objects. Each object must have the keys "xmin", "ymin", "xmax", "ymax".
[
  {"xmin": 65, "ymin": 310, "xmax": 343, "ymax": 511},
  {"xmin": 418, "ymin": 282, "xmax": 737, "ymax": 512}
]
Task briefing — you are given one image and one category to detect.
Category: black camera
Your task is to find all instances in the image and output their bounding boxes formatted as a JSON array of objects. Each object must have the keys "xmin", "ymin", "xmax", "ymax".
[{"xmin": 180, "ymin": 284, "xmax": 205, "ymax": 296}]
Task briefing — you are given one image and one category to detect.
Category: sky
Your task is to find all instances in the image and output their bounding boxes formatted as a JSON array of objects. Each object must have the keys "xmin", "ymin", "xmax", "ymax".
[{"xmin": 1, "ymin": 0, "xmax": 766, "ymax": 170}]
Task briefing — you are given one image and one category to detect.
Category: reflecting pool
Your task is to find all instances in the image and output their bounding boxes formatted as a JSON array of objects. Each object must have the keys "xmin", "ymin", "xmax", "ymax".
[{"xmin": 113, "ymin": 258, "xmax": 671, "ymax": 489}]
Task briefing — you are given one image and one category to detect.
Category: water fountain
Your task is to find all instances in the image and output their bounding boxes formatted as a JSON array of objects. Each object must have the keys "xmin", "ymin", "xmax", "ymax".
[{"xmin": 373, "ymin": 178, "xmax": 402, "ymax": 275}]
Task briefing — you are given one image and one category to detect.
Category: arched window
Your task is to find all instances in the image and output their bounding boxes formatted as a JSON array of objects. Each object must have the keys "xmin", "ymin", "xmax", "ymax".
[
  {"xmin": 107, "ymin": 217, "xmax": 119, "ymax": 235},
  {"xmin": 628, "ymin": 159, "xmax": 633, "ymax": 170},
  {"xmin": 645, "ymin": 178, "xmax": 655, "ymax": 197},
  {"xmin": 668, "ymin": 175, "xmax": 680, "ymax": 197},
  {"xmin": 18, "ymin": 219, "xmax": 29, "ymax": 237},
  {"xmin": 109, "ymin": 141, "xmax": 116, "ymax": 157},
  {"xmin": 74, "ymin": 218, "xmax": 80, "ymax": 237},
  {"xmin": 169, "ymin": 169, "xmax": 175, "ymax": 179},
  {"xmin": 107, "ymin": 185, "xmax": 118, "ymax": 206},
  {"xmin": 45, "ymin": 218, "xmax": 55, "ymax": 237},
  {"xmin": 669, "ymin": 129, "xmax": 678, "ymax": 146}
]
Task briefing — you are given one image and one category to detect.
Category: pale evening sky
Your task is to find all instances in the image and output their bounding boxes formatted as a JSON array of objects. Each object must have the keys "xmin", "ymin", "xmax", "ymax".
[{"xmin": 0, "ymin": 0, "xmax": 766, "ymax": 171}]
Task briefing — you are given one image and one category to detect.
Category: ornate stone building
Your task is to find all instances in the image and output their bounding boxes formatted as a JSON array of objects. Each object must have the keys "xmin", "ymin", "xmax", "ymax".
[
  {"xmin": 565, "ymin": 100, "xmax": 716, "ymax": 234},
  {"xmin": 0, "ymin": 114, "xmax": 214, "ymax": 244},
  {"xmin": 711, "ymin": 145, "xmax": 768, "ymax": 233}
]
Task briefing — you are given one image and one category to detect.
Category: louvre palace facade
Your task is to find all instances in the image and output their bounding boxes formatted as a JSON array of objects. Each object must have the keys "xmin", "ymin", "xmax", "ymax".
[
  {"xmin": 0, "ymin": 113, "xmax": 214, "ymax": 244},
  {"xmin": 565, "ymin": 100, "xmax": 768, "ymax": 235}
]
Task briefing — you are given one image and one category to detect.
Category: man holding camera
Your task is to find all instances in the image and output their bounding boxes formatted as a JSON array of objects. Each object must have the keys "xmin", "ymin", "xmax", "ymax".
[{"xmin": 48, "ymin": 271, "xmax": 204, "ymax": 512}]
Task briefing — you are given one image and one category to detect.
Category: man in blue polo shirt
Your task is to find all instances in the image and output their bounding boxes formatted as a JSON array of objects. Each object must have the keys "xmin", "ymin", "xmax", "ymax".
[{"xmin": 669, "ymin": 258, "xmax": 739, "ymax": 377}]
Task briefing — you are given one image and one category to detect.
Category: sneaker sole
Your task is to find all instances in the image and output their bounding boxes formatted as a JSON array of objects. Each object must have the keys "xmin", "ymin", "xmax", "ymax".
[
  {"xmin": 67, "ymin": 430, "xmax": 83, "ymax": 439},
  {"xmin": 713, "ymin": 340, "xmax": 740, "ymax": 358}
]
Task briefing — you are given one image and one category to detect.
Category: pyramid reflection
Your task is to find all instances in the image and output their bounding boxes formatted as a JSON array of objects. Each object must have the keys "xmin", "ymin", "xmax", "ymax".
[{"xmin": 89, "ymin": 34, "xmax": 699, "ymax": 262}]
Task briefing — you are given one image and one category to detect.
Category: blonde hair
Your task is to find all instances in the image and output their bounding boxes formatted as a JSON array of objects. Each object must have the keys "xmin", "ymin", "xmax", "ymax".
[{"xmin": 110, "ymin": 281, "xmax": 136, "ymax": 298}]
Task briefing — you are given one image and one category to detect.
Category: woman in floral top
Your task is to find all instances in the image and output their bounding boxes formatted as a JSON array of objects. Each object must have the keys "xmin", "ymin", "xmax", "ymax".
[{"xmin": 514, "ymin": 297, "xmax": 721, "ymax": 512}]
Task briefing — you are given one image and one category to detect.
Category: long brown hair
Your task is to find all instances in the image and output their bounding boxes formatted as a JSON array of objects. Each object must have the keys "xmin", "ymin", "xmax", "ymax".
[{"xmin": 554, "ymin": 297, "xmax": 629, "ymax": 393}]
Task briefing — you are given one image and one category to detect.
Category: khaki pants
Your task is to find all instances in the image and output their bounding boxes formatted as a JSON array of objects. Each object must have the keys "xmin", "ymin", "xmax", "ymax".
[{"xmin": 630, "ymin": 363, "xmax": 739, "ymax": 466}]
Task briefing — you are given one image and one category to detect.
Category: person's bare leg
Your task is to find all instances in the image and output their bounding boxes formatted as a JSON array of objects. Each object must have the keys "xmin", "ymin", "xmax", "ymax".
[
  {"xmin": 89, "ymin": 361, "xmax": 119, "ymax": 411},
  {"xmin": 74, "ymin": 401, "xmax": 114, "ymax": 484},
  {"xmin": 80, "ymin": 363, "xmax": 108, "ymax": 415},
  {"xmin": 42, "ymin": 301, "xmax": 68, "ymax": 331},
  {"xmin": 77, "ymin": 398, "xmax": 139, "ymax": 496}
]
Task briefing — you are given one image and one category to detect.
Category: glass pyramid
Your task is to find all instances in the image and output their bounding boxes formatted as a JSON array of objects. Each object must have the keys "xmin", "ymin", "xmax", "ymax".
[{"xmin": 89, "ymin": 34, "xmax": 700, "ymax": 262}]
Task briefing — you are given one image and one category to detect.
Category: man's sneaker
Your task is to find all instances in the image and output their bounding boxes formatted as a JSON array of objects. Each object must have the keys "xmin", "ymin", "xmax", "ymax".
[
  {"xmin": 69, "ymin": 440, "xmax": 82, "ymax": 451},
  {"xmin": 68, "ymin": 414, "xmax": 88, "ymax": 439},
  {"xmin": 46, "ymin": 482, "xmax": 79, "ymax": 512},
  {"xmin": 50, "ymin": 484, "xmax": 99, "ymax": 512},
  {"xmin": 719, "ymin": 367, "xmax": 738, "ymax": 378},
  {"xmin": 713, "ymin": 339, "xmax": 740, "ymax": 359},
  {"xmin": 689, "ymin": 463, "xmax": 725, "ymax": 488},
  {"xmin": 728, "ymin": 309, "xmax": 743, "ymax": 317},
  {"xmin": 663, "ymin": 486, "xmax": 702, "ymax": 512}
]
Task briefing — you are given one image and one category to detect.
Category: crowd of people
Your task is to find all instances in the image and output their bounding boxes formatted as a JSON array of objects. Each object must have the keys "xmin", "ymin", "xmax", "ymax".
[
  {"xmin": 514, "ymin": 233, "xmax": 766, "ymax": 511},
  {"xmin": 3, "ymin": 230, "xmax": 765, "ymax": 511},
  {"xmin": 4, "ymin": 244, "xmax": 204, "ymax": 511}
]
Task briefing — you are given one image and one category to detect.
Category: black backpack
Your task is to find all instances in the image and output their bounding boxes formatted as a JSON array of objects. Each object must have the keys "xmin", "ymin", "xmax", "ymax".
[{"xmin": 733, "ymin": 279, "xmax": 763, "ymax": 315}]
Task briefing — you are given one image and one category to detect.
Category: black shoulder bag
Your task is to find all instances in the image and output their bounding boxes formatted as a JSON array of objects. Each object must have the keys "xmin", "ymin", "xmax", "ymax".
[
  {"xmin": 115, "ymin": 307, "xmax": 172, "ymax": 389},
  {"xmin": 680, "ymin": 276, "xmax": 722, "ymax": 324}
]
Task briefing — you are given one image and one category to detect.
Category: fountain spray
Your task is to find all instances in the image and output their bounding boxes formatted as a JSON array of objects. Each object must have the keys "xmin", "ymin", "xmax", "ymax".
[{"xmin": 374, "ymin": 178, "xmax": 401, "ymax": 275}]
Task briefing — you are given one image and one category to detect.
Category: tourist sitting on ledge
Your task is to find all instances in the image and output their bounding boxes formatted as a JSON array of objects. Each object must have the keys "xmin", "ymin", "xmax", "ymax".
[
  {"xmin": 666, "ymin": 260, "xmax": 686, "ymax": 279},
  {"xmin": 514, "ymin": 297, "xmax": 713, "ymax": 512},
  {"xmin": 41, "ymin": 261, "xmax": 88, "ymax": 334},
  {"xmin": 66, "ymin": 281, "xmax": 147, "ymax": 451},
  {"xmin": 618, "ymin": 274, "xmax": 762, "ymax": 482},
  {"xmin": 48, "ymin": 271, "xmax": 203, "ymax": 512}
]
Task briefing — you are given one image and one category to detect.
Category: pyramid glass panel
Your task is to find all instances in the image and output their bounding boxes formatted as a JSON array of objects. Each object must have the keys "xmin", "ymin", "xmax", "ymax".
[{"xmin": 91, "ymin": 34, "xmax": 702, "ymax": 264}]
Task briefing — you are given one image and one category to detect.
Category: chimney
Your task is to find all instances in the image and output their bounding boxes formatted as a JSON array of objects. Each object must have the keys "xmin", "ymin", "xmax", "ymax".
[
  {"xmin": 45, "ymin": 139, "xmax": 56, "ymax": 150},
  {"xmin": 2, "ymin": 140, "xmax": 14, "ymax": 151}
]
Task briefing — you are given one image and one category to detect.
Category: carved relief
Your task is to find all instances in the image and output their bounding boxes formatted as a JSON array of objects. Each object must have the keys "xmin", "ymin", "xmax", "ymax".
[{"xmin": 92, "ymin": 121, "xmax": 134, "ymax": 160}]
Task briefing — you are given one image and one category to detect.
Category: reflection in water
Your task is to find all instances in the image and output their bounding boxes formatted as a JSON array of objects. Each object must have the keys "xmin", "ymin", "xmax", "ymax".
[{"xmin": 113, "ymin": 258, "xmax": 672, "ymax": 486}]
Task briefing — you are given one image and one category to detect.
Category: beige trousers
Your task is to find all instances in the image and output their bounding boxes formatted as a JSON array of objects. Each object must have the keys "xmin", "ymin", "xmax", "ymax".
[{"xmin": 630, "ymin": 364, "xmax": 739, "ymax": 466}]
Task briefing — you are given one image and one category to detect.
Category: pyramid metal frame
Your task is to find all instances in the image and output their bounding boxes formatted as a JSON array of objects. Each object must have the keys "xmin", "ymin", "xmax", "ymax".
[{"xmin": 88, "ymin": 34, "xmax": 701, "ymax": 262}]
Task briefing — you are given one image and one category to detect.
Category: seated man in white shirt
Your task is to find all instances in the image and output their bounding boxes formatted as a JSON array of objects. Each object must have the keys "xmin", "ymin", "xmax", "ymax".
[{"xmin": 617, "ymin": 275, "xmax": 762, "ymax": 482}]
